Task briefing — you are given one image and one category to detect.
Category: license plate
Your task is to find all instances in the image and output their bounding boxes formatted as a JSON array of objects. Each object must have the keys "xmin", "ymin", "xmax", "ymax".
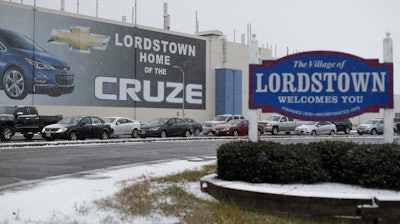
[
  {"xmin": 46, "ymin": 132, "xmax": 51, "ymax": 137},
  {"xmin": 141, "ymin": 130, "xmax": 146, "ymax": 134}
]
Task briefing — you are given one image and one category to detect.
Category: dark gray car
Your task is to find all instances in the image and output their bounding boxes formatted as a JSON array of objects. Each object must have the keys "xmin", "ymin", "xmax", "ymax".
[
  {"xmin": 139, "ymin": 117, "xmax": 192, "ymax": 138},
  {"xmin": 41, "ymin": 115, "xmax": 113, "ymax": 140},
  {"xmin": 331, "ymin": 119, "xmax": 352, "ymax": 134}
]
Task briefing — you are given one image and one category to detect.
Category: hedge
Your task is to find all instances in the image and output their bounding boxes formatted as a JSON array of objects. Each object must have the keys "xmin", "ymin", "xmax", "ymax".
[{"xmin": 216, "ymin": 141, "xmax": 400, "ymax": 190}]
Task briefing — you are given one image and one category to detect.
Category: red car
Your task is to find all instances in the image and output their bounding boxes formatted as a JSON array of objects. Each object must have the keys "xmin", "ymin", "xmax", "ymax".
[{"xmin": 211, "ymin": 119, "xmax": 264, "ymax": 136}]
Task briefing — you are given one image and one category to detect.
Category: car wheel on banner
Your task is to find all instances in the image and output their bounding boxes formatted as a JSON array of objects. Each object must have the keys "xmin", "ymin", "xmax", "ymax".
[{"xmin": 3, "ymin": 66, "xmax": 27, "ymax": 100}]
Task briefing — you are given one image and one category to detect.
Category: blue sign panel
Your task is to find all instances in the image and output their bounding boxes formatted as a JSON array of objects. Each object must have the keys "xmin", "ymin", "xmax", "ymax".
[{"xmin": 249, "ymin": 51, "xmax": 393, "ymax": 121}]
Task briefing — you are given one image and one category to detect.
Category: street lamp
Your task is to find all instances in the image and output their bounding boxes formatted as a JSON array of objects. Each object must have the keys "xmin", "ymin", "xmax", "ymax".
[{"xmin": 173, "ymin": 66, "xmax": 185, "ymax": 117}]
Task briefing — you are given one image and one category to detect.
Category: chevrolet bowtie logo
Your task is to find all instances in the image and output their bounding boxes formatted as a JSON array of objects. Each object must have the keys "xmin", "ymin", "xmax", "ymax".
[{"xmin": 48, "ymin": 26, "xmax": 110, "ymax": 54}]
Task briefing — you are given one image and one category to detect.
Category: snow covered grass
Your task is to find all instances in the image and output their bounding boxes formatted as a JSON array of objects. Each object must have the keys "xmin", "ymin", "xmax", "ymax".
[
  {"xmin": 0, "ymin": 158, "xmax": 361, "ymax": 223},
  {"xmin": 0, "ymin": 159, "xmax": 217, "ymax": 224},
  {"xmin": 93, "ymin": 164, "xmax": 338, "ymax": 224}
]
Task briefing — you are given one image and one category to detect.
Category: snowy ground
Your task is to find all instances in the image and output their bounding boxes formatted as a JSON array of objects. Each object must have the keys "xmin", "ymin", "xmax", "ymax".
[
  {"xmin": 2, "ymin": 156, "xmax": 400, "ymax": 224},
  {"xmin": 0, "ymin": 157, "xmax": 217, "ymax": 224}
]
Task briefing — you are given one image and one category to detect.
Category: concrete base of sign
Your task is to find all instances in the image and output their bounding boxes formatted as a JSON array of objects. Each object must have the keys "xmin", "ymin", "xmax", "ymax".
[{"xmin": 200, "ymin": 174, "xmax": 400, "ymax": 223}]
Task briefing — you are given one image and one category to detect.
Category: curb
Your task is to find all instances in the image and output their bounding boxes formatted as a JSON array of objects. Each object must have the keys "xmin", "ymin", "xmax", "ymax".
[
  {"xmin": 200, "ymin": 174, "xmax": 400, "ymax": 223},
  {"xmin": 0, "ymin": 135, "xmax": 239, "ymax": 149}
]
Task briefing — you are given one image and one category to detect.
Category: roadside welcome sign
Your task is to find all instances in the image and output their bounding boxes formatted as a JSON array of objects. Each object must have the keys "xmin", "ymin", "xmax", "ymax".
[{"xmin": 249, "ymin": 51, "xmax": 393, "ymax": 121}]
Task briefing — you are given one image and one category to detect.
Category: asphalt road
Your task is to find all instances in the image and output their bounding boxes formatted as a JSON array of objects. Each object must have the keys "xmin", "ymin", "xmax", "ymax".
[
  {"xmin": 0, "ymin": 138, "xmax": 232, "ymax": 189},
  {"xmin": 1, "ymin": 133, "xmax": 399, "ymax": 190}
]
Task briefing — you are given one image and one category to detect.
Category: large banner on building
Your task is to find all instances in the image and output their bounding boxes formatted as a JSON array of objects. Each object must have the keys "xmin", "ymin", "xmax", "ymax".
[
  {"xmin": 249, "ymin": 51, "xmax": 393, "ymax": 121},
  {"xmin": 0, "ymin": 3, "xmax": 206, "ymax": 109}
]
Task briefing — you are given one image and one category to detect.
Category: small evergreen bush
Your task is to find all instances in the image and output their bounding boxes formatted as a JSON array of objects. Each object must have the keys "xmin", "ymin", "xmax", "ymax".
[{"xmin": 217, "ymin": 140, "xmax": 400, "ymax": 190}]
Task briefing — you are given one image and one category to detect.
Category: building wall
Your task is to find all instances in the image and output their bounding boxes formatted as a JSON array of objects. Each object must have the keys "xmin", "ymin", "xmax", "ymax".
[
  {"xmin": 215, "ymin": 68, "xmax": 242, "ymax": 115},
  {"xmin": 196, "ymin": 31, "xmax": 273, "ymax": 120},
  {"xmin": 0, "ymin": 1, "xmax": 396, "ymax": 126}
]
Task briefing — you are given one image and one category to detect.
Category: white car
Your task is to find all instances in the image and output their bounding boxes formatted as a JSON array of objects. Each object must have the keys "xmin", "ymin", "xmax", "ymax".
[
  {"xmin": 104, "ymin": 117, "xmax": 141, "ymax": 138},
  {"xmin": 295, "ymin": 121, "xmax": 336, "ymax": 135}
]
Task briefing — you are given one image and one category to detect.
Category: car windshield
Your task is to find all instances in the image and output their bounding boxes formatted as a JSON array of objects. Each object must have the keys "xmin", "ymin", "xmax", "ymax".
[
  {"xmin": 148, "ymin": 118, "xmax": 168, "ymax": 125},
  {"xmin": 213, "ymin": 115, "xmax": 228, "ymax": 121},
  {"xmin": 366, "ymin": 119, "xmax": 381, "ymax": 124},
  {"xmin": 104, "ymin": 117, "xmax": 116, "ymax": 123},
  {"xmin": 266, "ymin": 116, "xmax": 281, "ymax": 121},
  {"xmin": 0, "ymin": 30, "xmax": 45, "ymax": 52},
  {"xmin": 227, "ymin": 120, "xmax": 241, "ymax": 125},
  {"xmin": 58, "ymin": 116, "xmax": 82, "ymax": 124},
  {"xmin": 184, "ymin": 118, "xmax": 194, "ymax": 123},
  {"xmin": 303, "ymin": 121, "xmax": 318, "ymax": 125}
]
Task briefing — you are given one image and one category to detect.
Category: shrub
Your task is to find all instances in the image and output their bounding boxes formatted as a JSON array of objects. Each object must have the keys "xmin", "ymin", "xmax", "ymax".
[{"xmin": 217, "ymin": 140, "xmax": 400, "ymax": 190}]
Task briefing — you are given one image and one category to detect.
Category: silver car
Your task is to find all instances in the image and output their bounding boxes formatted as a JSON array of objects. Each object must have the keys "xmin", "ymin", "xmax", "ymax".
[
  {"xmin": 295, "ymin": 121, "xmax": 336, "ymax": 135},
  {"xmin": 104, "ymin": 117, "xmax": 141, "ymax": 138},
  {"xmin": 357, "ymin": 118, "xmax": 384, "ymax": 135}
]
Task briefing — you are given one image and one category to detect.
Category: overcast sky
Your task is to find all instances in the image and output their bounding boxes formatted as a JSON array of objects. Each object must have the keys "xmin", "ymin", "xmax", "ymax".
[{"xmin": 10, "ymin": 0, "xmax": 400, "ymax": 94}]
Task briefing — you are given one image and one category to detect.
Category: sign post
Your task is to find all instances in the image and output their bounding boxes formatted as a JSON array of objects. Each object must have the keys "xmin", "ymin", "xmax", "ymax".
[
  {"xmin": 248, "ymin": 35, "xmax": 259, "ymax": 142},
  {"xmin": 383, "ymin": 32, "xmax": 394, "ymax": 143}
]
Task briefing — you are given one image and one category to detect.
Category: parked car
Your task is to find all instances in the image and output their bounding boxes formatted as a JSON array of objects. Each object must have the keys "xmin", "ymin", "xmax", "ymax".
[
  {"xmin": 41, "ymin": 115, "xmax": 113, "ymax": 141},
  {"xmin": 202, "ymin": 114, "xmax": 245, "ymax": 135},
  {"xmin": 330, "ymin": 119, "xmax": 352, "ymax": 134},
  {"xmin": 211, "ymin": 119, "xmax": 264, "ymax": 136},
  {"xmin": 258, "ymin": 115, "xmax": 304, "ymax": 135},
  {"xmin": 394, "ymin": 117, "xmax": 400, "ymax": 134},
  {"xmin": 0, "ymin": 28, "xmax": 74, "ymax": 100},
  {"xmin": 183, "ymin": 117, "xmax": 202, "ymax": 136},
  {"xmin": 139, "ymin": 117, "xmax": 192, "ymax": 138},
  {"xmin": 295, "ymin": 121, "xmax": 336, "ymax": 135},
  {"xmin": 357, "ymin": 118, "xmax": 384, "ymax": 135},
  {"xmin": 104, "ymin": 117, "xmax": 140, "ymax": 138}
]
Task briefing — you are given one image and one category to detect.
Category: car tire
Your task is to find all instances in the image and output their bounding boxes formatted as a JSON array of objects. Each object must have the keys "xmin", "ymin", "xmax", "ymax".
[
  {"xmin": 344, "ymin": 127, "xmax": 351, "ymax": 134},
  {"xmin": 193, "ymin": 128, "xmax": 201, "ymax": 136},
  {"xmin": 184, "ymin": 130, "xmax": 191, "ymax": 137},
  {"xmin": 3, "ymin": 66, "xmax": 28, "ymax": 100},
  {"xmin": 68, "ymin": 131, "xmax": 78, "ymax": 140},
  {"xmin": 271, "ymin": 127, "xmax": 279, "ymax": 135},
  {"xmin": 160, "ymin": 130, "xmax": 167, "ymax": 138},
  {"xmin": 131, "ymin": 129, "xmax": 139, "ymax": 138},
  {"xmin": 0, "ymin": 126, "xmax": 13, "ymax": 141},
  {"xmin": 329, "ymin": 130, "xmax": 335, "ymax": 135},
  {"xmin": 311, "ymin": 130, "xmax": 317, "ymax": 135},
  {"xmin": 233, "ymin": 130, "xmax": 239, "ymax": 136},
  {"xmin": 371, "ymin": 129, "xmax": 377, "ymax": 135},
  {"xmin": 100, "ymin": 130, "xmax": 108, "ymax": 140},
  {"xmin": 257, "ymin": 129, "xmax": 262, "ymax": 136}
]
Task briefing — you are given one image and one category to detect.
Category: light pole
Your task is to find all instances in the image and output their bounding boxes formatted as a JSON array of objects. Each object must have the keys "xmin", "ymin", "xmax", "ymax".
[{"xmin": 173, "ymin": 66, "xmax": 185, "ymax": 117}]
